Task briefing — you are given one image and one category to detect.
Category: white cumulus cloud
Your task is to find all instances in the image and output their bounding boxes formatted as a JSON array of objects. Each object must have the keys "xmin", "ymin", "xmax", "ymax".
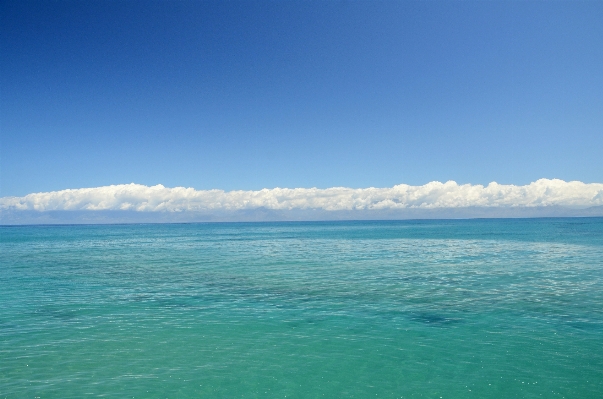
[{"xmin": 1, "ymin": 179, "xmax": 602, "ymax": 212}]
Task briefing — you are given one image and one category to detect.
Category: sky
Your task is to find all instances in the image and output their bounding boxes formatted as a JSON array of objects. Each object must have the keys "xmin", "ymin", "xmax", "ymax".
[{"xmin": 1, "ymin": 0, "xmax": 602, "ymax": 200}]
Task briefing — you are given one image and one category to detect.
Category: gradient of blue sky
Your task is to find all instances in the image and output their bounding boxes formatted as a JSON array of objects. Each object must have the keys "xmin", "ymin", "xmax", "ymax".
[{"xmin": 2, "ymin": 0, "xmax": 602, "ymax": 197}]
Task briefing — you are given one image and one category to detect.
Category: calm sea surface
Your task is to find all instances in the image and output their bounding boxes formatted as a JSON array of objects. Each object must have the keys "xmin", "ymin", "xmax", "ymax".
[{"xmin": 1, "ymin": 219, "xmax": 602, "ymax": 398}]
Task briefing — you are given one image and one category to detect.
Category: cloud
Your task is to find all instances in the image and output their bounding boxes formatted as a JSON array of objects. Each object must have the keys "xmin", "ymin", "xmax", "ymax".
[{"xmin": 2, "ymin": 179, "xmax": 603, "ymax": 213}]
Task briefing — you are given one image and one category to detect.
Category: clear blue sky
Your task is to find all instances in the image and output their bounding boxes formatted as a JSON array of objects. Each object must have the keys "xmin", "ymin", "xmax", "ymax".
[{"xmin": 2, "ymin": 0, "xmax": 602, "ymax": 196}]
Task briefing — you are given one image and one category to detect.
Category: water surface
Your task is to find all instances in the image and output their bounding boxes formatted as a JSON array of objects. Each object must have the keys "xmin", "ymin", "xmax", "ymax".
[{"xmin": 1, "ymin": 219, "xmax": 602, "ymax": 398}]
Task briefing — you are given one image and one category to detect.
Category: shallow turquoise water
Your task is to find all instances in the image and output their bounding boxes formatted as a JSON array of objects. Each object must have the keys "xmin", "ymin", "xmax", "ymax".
[{"xmin": 1, "ymin": 219, "xmax": 602, "ymax": 398}]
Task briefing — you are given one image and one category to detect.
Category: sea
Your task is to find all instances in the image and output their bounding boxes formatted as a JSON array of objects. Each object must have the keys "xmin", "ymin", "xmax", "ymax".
[{"xmin": 1, "ymin": 218, "xmax": 602, "ymax": 398}]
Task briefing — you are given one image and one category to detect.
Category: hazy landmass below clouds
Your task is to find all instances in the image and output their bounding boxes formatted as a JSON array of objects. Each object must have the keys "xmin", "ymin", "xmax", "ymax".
[{"xmin": 2, "ymin": 179, "xmax": 603, "ymax": 213}]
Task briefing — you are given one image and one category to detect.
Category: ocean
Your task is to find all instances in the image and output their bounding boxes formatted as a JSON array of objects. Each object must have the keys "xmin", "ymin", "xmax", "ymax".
[{"xmin": 1, "ymin": 219, "xmax": 602, "ymax": 398}]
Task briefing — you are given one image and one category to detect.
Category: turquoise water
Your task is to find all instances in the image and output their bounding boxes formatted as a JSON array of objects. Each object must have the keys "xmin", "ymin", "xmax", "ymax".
[{"xmin": 1, "ymin": 219, "xmax": 602, "ymax": 398}]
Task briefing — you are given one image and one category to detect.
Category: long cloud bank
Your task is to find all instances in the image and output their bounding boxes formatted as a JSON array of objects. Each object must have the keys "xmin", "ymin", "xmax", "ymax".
[{"xmin": 2, "ymin": 179, "xmax": 603, "ymax": 213}]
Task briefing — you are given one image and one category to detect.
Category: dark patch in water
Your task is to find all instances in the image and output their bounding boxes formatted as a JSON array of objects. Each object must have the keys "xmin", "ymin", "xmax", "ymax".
[
  {"xmin": 0, "ymin": 319, "xmax": 19, "ymax": 331},
  {"xmin": 566, "ymin": 321, "xmax": 603, "ymax": 332},
  {"xmin": 408, "ymin": 312, "xmax": 461, "ymax": 326},
  {"xmin": 33, "ymin": 306, "xmax": 80, "ymax": 322}
]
